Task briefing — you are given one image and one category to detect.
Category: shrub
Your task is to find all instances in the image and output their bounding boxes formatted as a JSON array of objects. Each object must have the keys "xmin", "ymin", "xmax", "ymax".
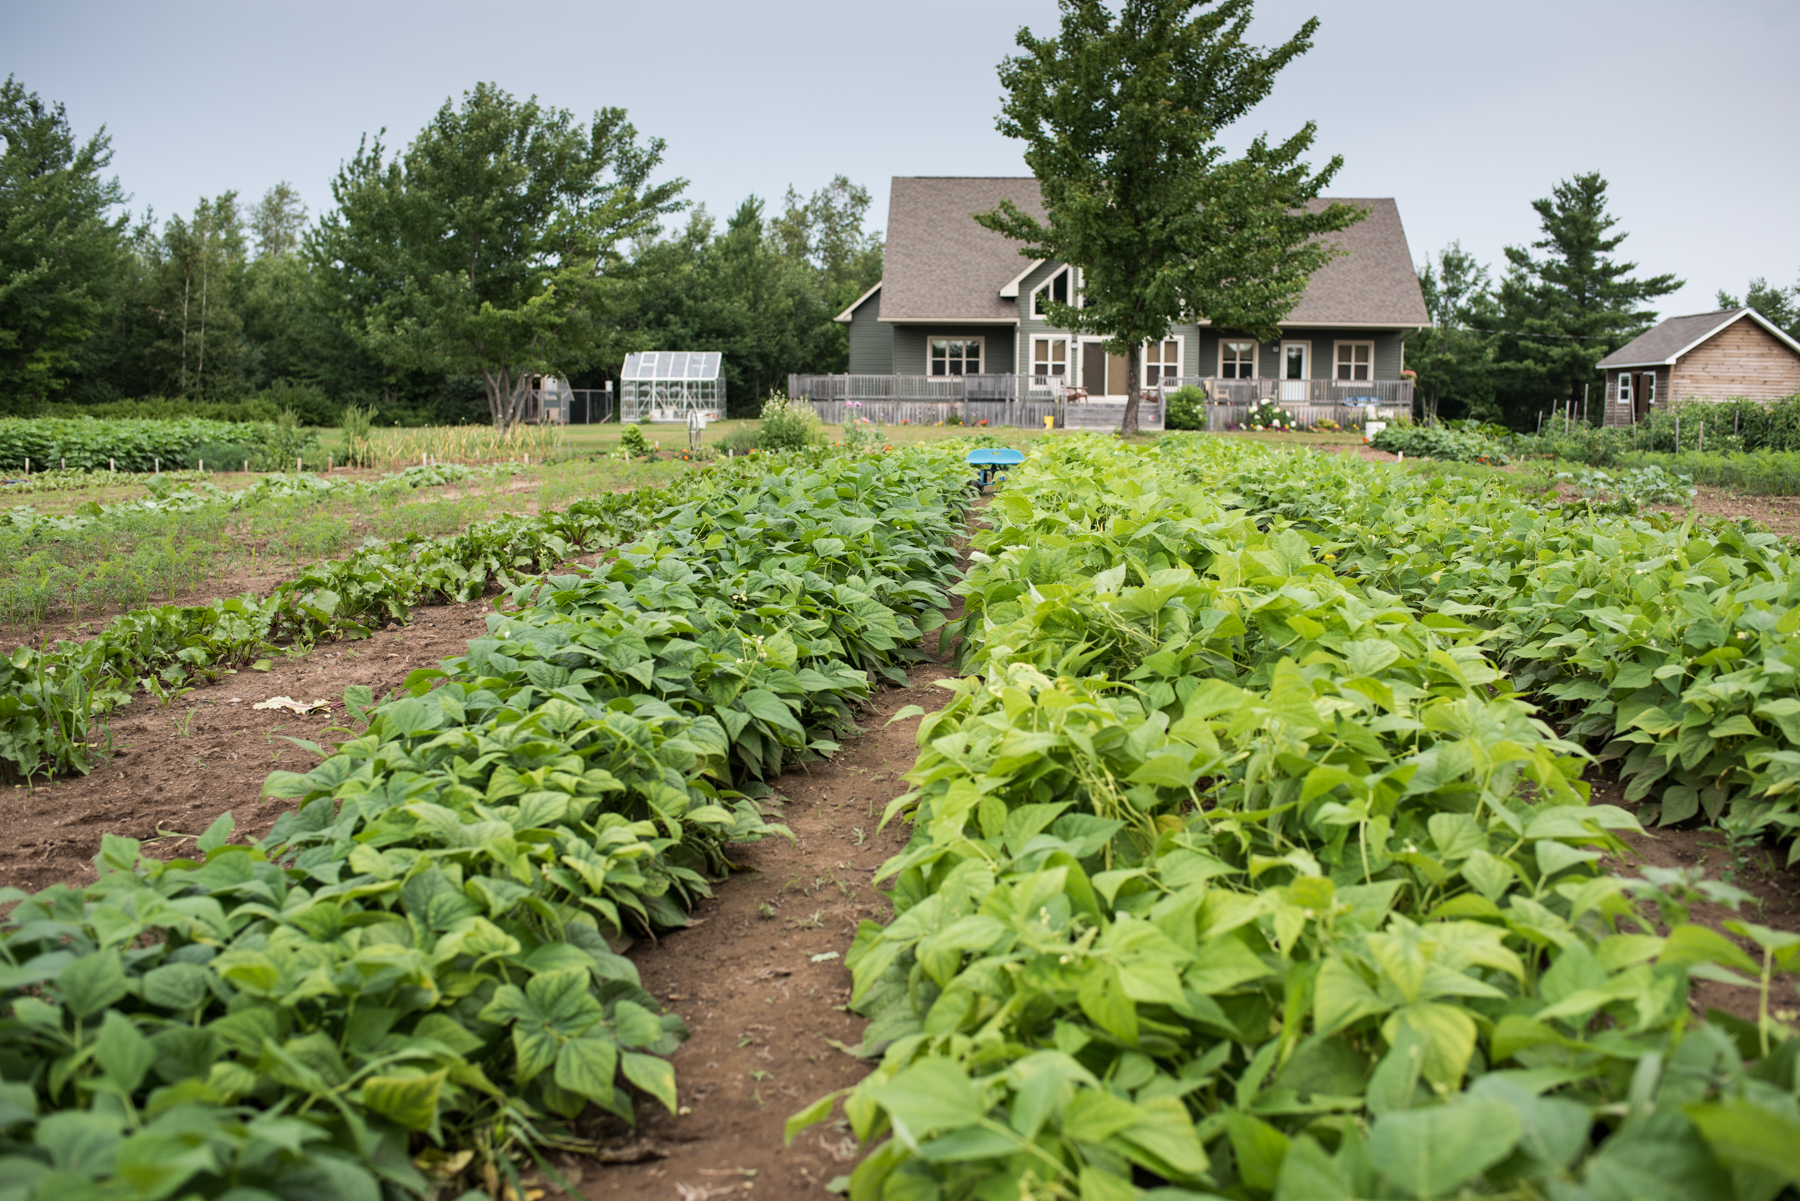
[
  {"xmin": 256, "ymin": 378, "xmax": 336, "ymax": 426},
  {"xmin": 1243, "ymin": 401, "xmax": 1294, "ymax": 431},
  {"xmin": 1372, "ymin": 422, "xmax": 1510, "ymax": 464},
  {"xmin": 1163, "ymin": 385, "xmax": 1205, "ymax": 430},
  {"xmin": 757, "ymin": 393, "xmax": 819, "ymax": 451},
  {"xmin": 339, "ymin": 403, "xmax": 377, "ymax": 468},
  {"xmin": 619, "ymin": 424, "xmax": 653, "ymax": 457},
  {"xmin": 721, "ymin": 425, "xmax": 760, "ymax": 456}
]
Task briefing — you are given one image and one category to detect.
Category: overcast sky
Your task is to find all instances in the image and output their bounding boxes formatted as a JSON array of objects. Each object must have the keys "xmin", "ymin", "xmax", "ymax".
[{"xmin": 8, "ymin": 0, "xmax": 1796, "ymax": 318}]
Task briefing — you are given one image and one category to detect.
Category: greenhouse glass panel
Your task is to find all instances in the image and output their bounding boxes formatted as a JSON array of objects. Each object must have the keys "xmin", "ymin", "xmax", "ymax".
[{"xmin": 618, "ymin": 352, "xmax": 726, "ymax": 422}]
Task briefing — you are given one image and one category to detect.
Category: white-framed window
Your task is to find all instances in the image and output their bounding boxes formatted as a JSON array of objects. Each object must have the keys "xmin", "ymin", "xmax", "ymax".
[
  {"xmin": 1643, "ymin": 372, "xmax": 1656, "ymax": 404},
  {"xmin": 1032, "ymin": 267, "xmax": 1072, "ymax": 317},
  {"xmin": 1617, "ymin": 372, "xmax": 1633, "ymax": 406},
  {"xmin": 1031, "ymin": 337, "xmax": 1069, "ymax": 379},
  {"xmin": 1143, "ymin": 339, "xmax": 1182, "ymax": 388},
  {"xmin": 1280, "ymin": 341, "xmax": 1310, "ymax": 380},
  {"xmin": 929, "ymin": 337, "xmax": 983, "ymax": 376},
  {"xmin": 1219, "ymin": 340, "xmax": 1257, "ymax": 379},
  {"xmin": 1334, "ymin": 341, "xmax": 1373, "ymax": 381}
]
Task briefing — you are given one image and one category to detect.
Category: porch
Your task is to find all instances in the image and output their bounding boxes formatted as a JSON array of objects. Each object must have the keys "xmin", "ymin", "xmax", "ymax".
[{"xmin": 788, "ymin": 373, "xmax": 1164, "ymax": 429}]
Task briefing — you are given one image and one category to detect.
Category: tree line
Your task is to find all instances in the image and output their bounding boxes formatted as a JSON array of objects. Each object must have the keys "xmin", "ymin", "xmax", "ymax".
[
  {"xmin": 1407, "ymin": 171, "xmax": 1798, "ymax": 429},
  {"xmin": 0, "ymin": 76, "xmax": 882, "ymax": 425}
]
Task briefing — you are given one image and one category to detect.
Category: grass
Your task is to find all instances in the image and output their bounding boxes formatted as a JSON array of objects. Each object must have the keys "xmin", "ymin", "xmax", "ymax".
[{"xmin": 0, "ymin": 456, "xmax": 683, "ymax": 634}]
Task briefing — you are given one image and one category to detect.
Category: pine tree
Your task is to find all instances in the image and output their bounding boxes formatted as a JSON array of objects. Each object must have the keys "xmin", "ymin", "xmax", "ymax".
[
  {"xmin": 1494, "ymin": 172, "xmax": 1680, "ymax": 427},
  {"xmin": 0, "ymin": 76, "xmax": 128, "ymax": 411}
]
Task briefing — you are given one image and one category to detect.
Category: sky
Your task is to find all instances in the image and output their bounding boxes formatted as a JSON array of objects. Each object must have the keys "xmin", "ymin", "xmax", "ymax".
[{"xmin": 7, "ymin": 0, "xmax": 1798, "ymax": 319}]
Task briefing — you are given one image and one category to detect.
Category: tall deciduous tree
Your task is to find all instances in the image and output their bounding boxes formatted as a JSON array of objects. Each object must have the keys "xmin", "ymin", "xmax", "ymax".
[
  {"xmin": 1494, "ymin": 172, "xmax": 1680, "ymax": 426},
  {"xmin": 1409, "ymin": 242, "xmax": 1499, "ymax": 424},
  {"xmin": 313, "ymin": 83, "xmax": 685, "ymax": 432},
  {"xmin": 0, "ymin": 76, "xmax": 127, "ymax": 410},
  {"xmin": 976, "ymin": 0, "xmax": 1363, "ymax": 434}
]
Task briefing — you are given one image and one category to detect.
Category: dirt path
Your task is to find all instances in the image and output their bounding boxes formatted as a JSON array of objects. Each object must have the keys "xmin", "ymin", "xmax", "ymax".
[{"xmin": 575, "ymin": 662, "xmax": 955, "ymax": 1200}]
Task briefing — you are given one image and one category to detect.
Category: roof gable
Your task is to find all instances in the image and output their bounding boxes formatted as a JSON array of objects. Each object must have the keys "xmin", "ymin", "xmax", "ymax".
[
  {"xmin": 1598, "ymin": 308, "xmax": 1800, "ymax": 368},
  {"xmin": 876, "ymin": 177, "xmax": 1429, "ymax": 327}
]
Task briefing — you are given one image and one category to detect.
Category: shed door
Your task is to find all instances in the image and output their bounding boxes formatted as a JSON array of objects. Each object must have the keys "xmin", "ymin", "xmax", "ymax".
[{"xmin": 1635, "ymin": 372, "xmax": 1653, "ymax": 421}]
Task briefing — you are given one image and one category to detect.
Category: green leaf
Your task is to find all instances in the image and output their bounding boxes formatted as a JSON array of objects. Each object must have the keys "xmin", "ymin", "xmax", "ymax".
[
  {"xmin": 785, "ymin": 1089, "xmax": 849, "ymax": 1145},
  {"xmin": 361, "ymin": 1070, "xmax": 446, "ymax": 1133},
  {"xmin": 868, "ymin": 1058, "xmax": 984, "ymax": 1141},
  {"xmin": 196, "ymin": 812, "xmax": 234, "ymax": 855},
  {"xmin": 1367, "ymin": 1100, "xmax": 1521, "ymax": 1199},
  {"xmin": 555, "ymin": 1035, "xmax": 619, "ymax": 1106},
  {"xmin": 57, "ymin": 950, "xmax": 129, "ymax": 1019},
  {"xmin": 1685, "ymin": 1100, "xmax": 1800, "ymax": 1185},
  {"xmin": 1225, "ymin": 1111, "xmax": 1290, "ymax": 1191},
  {"xmin": 621, "ymin": 1051, "xmax": 677, "ymax": 1114},
  {"xmin": 93, "ymin": 1012, "xmax": 155, "ymax": 1094}
]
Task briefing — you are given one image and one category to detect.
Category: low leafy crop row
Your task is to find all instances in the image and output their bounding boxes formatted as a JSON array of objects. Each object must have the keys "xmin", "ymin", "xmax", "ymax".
[
  {"xmin": 0, "ymin": 464, "xmax": 516, "ymax": 542},
  {"xmin": 0, "ymin": 417, "xmax": 319, "ymax": 474},
  {"xmin": 1371, "ymin": 422, "xmax": 1511, "ymax": 464},
  {"xmin": 0, "ymin": 446, "xmax": 976, "ymax": 1199},
  {"xmin": 793, "ymin": 436, "xmax": 1800, "ymax": 1200}
]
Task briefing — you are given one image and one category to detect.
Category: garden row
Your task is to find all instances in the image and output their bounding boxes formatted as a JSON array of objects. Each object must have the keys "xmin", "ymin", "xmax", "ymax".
[
  {"xmin": 799, "ymin": 435, "xmax": 1800, "ymax": 1200},
  {"xmin": 0, "ymin": 417, "xmax": 322, "ymax": 475},
  {"xmin": 0, "ymin": 444, "xmax": 976, "ymax": 1199}
]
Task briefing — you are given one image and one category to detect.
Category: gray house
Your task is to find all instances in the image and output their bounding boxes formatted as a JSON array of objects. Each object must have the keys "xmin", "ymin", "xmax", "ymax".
[{"xmin": 829, "ymin": 177, "xmax": 1429, "ymax": 413}]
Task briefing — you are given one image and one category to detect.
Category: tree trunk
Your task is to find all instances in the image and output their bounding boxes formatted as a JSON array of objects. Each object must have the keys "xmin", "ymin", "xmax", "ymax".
[
  {"xmin": 1119, "ymin": 344, "xmax": 1142, "ymax": 436},
  {"xmin": 483, "ymin": 366, "xmax": 535, "ymax": 434}
]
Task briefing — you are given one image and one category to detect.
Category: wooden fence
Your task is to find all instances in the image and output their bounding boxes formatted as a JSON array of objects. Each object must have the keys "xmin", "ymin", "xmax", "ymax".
[{"xmin": 790, "ymin": 373, "xmax": 1165, "ymax": 430}]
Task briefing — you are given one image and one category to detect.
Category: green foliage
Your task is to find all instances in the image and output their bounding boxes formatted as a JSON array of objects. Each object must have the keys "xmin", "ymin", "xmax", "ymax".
[
  {"xmin": 1494, "ymin": 172, "xmax": 1682, "ymax": 427},
  {"xmin": 1719, "ymin": 277, "xmax": 1800, "ymax": 342},
  {"xmin": 0, "ymin": 442, "xmax": 975, "ymax": 1196},
  {"xmin": 0, "ymin": 76, "xmax": 128, "ymax": 408},
  {"xmin": 619, "ymin": 425, "xmax": 653, "ymax": 457},
  {"xmin": 757, "ymin": 393, "xmax": 820, "ymax": 451},
  {"xmin": 340, "ymin": 402, "xmax": 376, "ymax": 468},
  {"xmin": 721, "ymin": 424, "xmax": 760, "ymax": 455},
  {"xmin": 792, "ymin": 435, "xmax": 1800, "ymax": 1200},
  {"xmin": 313, "ymin": 83, "xmax": 685, "ymax": 432},
  {"xmin": 976, "ymin": 0, "xmax": 1364, "ymax": 432},
  {"xmin": 1163, "ymin": 385, "xmax": 1205, "ymax": 431},
  {"xmin": 1371, "ymin": 422, "xmax": 1510, "ymax": 464},
  {"xmin": 1618, "ymin": 448, "xmax": 1800, "ymax": 496},
  {"xmin": 1410, "ymin": 242, "xmax": 1500, "ymax": 424},
  {"xmin": 1241, "ymin": 401, "xmax": 1295, "ymax": 431},
  {"xmin": 1556, "ymin": 464, "xmax": 1695, "ymax": 514},
  {"xmin": 0, "ymin": 416, "xmax": 318, "ymax": 473}
]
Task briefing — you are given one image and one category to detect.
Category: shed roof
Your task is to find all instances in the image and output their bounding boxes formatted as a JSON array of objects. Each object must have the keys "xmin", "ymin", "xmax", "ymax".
[
  {"xmin": 1597, "ymin": 308, "xmax": 1800, "ymax": 368},
  {"xmin": 620, "ymin": 351, "xmax": 722, "ymax": 381},
  {"xmin": 869, "ymin": 177, "xmax": 1429, "ymax": 327}
]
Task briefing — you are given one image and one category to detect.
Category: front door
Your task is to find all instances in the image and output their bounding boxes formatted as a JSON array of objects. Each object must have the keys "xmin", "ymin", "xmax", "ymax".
[
  {"xmin": 1279, "ymin": 341, "xmax": 1310, "ymax": 402},
  {"xmin": 1079, "ymin": 341, "xmax": 1129, "ymax": 398}
]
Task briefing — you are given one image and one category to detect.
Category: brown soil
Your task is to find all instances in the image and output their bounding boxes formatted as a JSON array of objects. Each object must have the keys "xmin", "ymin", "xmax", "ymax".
[
  {"xmin": 1591, "ymin": 767, "xmax": 1800, "ymax": 1027},
  {"xmin": 1654, "ymin": 485, "xmax": 1800, "ymax": 542},
  {"xmin": 0, "ymin": 602, "xmax": 496, "ymax": 891},
  {"xmin": 575, "ymin": 663, "xmax": 956, "ymax": 1200}
]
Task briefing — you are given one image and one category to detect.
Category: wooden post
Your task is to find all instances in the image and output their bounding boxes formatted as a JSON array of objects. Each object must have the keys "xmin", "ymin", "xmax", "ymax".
[
  {"xmin": 1674, "ymin": 416, "xmax": 1680, "ymax": 453},
  {"xmin": 1699, "ymin": 419, "xmax": 1704, "ymax": 453},
  {"xmin": 1582, "ymin": 383, "xmax": 1589, "ymax": 426}
]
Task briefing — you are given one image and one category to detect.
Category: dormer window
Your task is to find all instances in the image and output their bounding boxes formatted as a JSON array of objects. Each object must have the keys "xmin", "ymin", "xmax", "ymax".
[{"xmin": 1032, "ymin": 267, "xmax": 1076, "ymax": 317}]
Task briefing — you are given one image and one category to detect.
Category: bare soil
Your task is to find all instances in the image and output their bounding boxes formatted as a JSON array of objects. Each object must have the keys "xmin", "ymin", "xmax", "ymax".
[
  {"xmin": 0, "ymin": 602, "xmax": 495, "ymax": 891},
  {"xmin": 1654, "ymin": 485, "xmax": 1800, "ymax": 542},
  {"xmin": 575, "ymin": 663, "xmax": 958, "ymax": 1200}
]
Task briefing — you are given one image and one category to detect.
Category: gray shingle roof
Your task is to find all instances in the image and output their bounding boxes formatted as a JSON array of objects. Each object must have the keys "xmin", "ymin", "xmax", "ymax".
[
  {"xmin": 872, "ymin": 178, "xmax": 1429, "ymax": 327},
  {"xmin": 1597, "ymin": 309, "xmax": 1769, "ymax": 368},
  {"xmin": 879, "ymin": 177, "xmax": 1046, "ymax": 322}
]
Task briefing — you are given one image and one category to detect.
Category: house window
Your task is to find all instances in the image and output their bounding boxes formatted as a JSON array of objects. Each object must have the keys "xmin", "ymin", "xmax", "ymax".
[
  {"xmin": 1031, "ymin": 337, "xmax": 1068, "ymax": 379},
  {"xmin": 1643, "ymin": 372, "xmax": 1655, "ymax": 404},
  {"xmin": 929, "ymin": 337, "xmax": 982, "ymax": 376},
  {"xmin": 1143, "ymin": 339, "xmax": 1182, "ymax": 388},
  {"xmin": 1617, "ymin": 372, "xmax": 1632, "ymax": 406},
  {"xmin": 1334, "ymin": 341, "xmax": 1373, "ymax": 381},
  {"xmin": 1032, "ymin": 267, "xmax": 1071, "ymax": 317},
  {"xmin": 1219, "ymin": 340, "xmax": 1257, "ymax": 379}
]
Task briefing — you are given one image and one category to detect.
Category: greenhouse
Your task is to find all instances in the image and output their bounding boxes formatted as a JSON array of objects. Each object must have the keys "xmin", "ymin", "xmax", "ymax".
[{"xmin": 619, "ymin": 351, "xmax": 726, "ymax": 423}]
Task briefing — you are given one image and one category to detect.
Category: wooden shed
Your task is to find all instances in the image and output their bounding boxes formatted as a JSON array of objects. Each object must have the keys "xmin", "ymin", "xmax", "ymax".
[{"xmin": 1598, "ymin": 307, "xmax": 1800, "ymax": 427}]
